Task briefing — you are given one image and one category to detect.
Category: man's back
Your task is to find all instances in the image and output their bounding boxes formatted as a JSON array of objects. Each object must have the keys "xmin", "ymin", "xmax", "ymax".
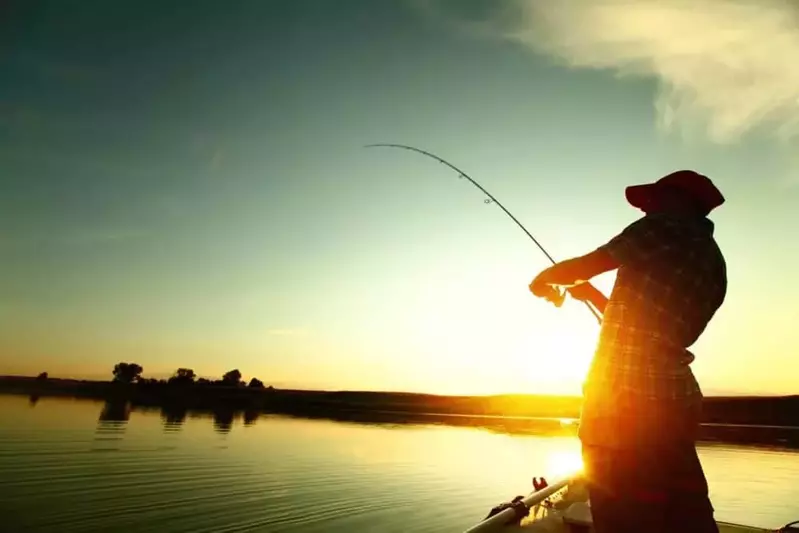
[{"xmin": 579, "ymin": 212, "xmax": 727, "ymax": 447}]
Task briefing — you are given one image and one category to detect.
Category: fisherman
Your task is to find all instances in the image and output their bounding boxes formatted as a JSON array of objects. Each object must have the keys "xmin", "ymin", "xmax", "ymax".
[{"xmin": 529, "ymin": 170, "xmax": 727, "ymax": 533}]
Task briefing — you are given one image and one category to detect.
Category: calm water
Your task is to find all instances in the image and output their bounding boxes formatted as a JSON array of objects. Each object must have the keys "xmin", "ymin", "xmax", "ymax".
[{"xmin": 1, "ymin": 395, "xmax": 798, "ymax": 532}]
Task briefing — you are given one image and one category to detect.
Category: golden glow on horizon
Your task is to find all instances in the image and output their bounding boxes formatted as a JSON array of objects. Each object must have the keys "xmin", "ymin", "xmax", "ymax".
[
  {"xmin": 3, "ymin": 274, "xmax": 798, "ymax": 397},
  {"xmin": 401, "ymin": 282, "xmax": 601, "ymax": 396},
  {"xmin": 0, "ymin": 295, "xmax": 601, "ymax": 396},
  {"xmin": 519, "ymin": 325, "xmax": 595, "ymax": 395}
]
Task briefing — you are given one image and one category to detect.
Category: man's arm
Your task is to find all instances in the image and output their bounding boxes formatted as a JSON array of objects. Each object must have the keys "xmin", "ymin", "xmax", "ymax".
[
  {"xmin": 568, "ymin": 282, "xmax": 609, "ymax": 314},
  {"xmin": 530, "ymin": 215, "xmax": 663, "ymax": 309},
  {"xmin": 531, "ymin": 248, "xmax": 619, "ymax": 290}
]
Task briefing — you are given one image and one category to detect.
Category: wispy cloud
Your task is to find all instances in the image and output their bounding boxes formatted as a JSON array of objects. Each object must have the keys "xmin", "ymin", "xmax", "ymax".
[
  {"xmin": 426, "ymin": 0, "xmax": 799, "ymax": 145},
  {"xmin": 503, "ymin": 0, "xmax": 799, "ymax": 144}
]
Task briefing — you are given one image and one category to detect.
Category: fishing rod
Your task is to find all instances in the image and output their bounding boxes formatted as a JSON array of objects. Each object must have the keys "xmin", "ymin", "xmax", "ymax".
[{"xmin": 365, "ymin": 143, "xmax": 602, "ymax": 324}]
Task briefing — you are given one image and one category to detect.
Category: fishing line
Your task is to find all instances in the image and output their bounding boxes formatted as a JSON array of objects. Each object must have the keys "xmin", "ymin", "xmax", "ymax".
[{"xmin": 365, "ymin": 143, "xmax": 602, "ymax": 323}]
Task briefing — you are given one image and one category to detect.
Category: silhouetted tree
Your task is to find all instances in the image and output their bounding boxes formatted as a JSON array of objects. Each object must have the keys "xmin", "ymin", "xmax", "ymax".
[
  {"xmin": 168, "ymin": 368, "xmax": 196, "ymax": 385},
  {"xmin": 248, "ymin": 378, "xmax": 264, "ymax": 388},
  {"xmin": 112, "ymin": 362, "xmax": 143, "ymax": 383},
  {"xmin": 36, "ymin": 372, "xmax": 48, "ymax": 381},
  {"xmin": 176, "ymin": 368, "xmax": 195, "ymax": 380},
  {"xmin": 222, "ymin": 369, "xmax": 242, "ymax": 386},
  {"xmin": 197, "ymin": 378, "xmax": 211, "ymax": 385}
]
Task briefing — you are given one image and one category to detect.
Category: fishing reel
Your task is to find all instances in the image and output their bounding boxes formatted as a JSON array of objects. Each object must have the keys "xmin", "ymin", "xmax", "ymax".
[
  {"xmin": 529, "ymin": 280, "xmax": 566, "ymax": 308},
  {"xmin": 541, "ymin": 286, "xmax": 566, "ymax": 308}
]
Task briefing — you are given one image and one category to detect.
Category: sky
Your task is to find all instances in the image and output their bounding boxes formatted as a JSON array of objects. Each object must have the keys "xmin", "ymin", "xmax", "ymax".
[{"xmin": 2, "ymin": 0, "xmax": 798, "ymax": 396}]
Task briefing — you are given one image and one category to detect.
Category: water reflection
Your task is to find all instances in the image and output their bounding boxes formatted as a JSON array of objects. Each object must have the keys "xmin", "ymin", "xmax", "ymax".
[
  {"xmin": 277, "ymin": 408, "xmax": 581, "ymax": 438},
  {"xmin": 212, "ymin": 408, "xmax": 236, "ymax": 434},
  {"xmin": 547, "ymin": 449, "xmax": 584, "ymax": 479},
  {"xmin": 98, "ymin": 400, "xmax": 130, "ymax": 423},
  {"xmin": 147, "ymin": 403, "xmax": 579, "ymax": 438},
  {"xmin": 243, "ymin": 410, "xmax": 259, "ymax": 426},
  {"xmin": 76, "ymin": 400, "xmax": 799, "ymax": 450},
  {"xmin": 149, "ymin": 405, "xmax": 260, "ymax": 433},
  {"xmin": 0, "ymin": 393, "xmax": 797, "ymax": 531},
  {"xmin": 160, "ymin": 405, "xmax": 187, "ymax": 430},
  {"xmin": 96, "ymin": 401, "xmax": 130, "ymax": 440},
  {"xmin": 114, "ymin": 402, "xmax": 577, "ymax": 436}
]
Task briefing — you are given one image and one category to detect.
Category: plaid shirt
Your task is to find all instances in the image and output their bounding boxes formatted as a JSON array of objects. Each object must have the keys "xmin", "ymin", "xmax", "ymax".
[{"xmin": 578, "ymin": 213, "xmax": 727, "ymax": 448}]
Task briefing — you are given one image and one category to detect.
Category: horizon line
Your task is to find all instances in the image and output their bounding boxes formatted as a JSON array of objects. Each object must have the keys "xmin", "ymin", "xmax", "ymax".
[{"xmin": 0, "ymin": 374, "xmax": 794, "ymax": 400}]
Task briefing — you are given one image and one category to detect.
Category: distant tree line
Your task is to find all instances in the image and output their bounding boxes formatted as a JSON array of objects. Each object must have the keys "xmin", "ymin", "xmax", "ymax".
[{"xmin": 110, "ymin": 362, "xmax": 271, "ymax": 390}]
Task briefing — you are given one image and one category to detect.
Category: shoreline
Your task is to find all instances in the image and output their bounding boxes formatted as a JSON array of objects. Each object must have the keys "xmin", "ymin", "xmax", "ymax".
[{"xmin": 3, "ymin": 375, "xmax": 797, "ymax": 448}]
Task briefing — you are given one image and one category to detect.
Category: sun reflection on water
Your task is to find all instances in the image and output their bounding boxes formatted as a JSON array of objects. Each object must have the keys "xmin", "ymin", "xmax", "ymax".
[{"xmin": 546, "ymin": 449, "xmax": 584, "ymax": 479}]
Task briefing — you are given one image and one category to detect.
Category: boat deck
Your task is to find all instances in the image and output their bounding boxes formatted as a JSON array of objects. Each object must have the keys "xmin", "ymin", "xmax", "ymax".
[
  {"xmin": 514, "ymin": 520, "xmax": 768, "ymax": 532},
  {"xmin": 464, "ymin": 478, "xmax": 776, "ymax": 533},
  {"xmin": 503, "ymin": 507, "xmax": 770, "ymax": 533}
]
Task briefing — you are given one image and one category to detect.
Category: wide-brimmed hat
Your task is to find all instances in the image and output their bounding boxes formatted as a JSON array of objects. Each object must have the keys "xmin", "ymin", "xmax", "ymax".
[{"xmin": 625, "ymin": 170, "xmax": 725, "ymax": 214}]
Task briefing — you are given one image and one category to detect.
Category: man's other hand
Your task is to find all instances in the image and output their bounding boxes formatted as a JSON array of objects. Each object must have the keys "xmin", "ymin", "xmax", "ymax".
[{"xmin": 567, "ymin": 282, "xmax": 598, "ymax": 302}]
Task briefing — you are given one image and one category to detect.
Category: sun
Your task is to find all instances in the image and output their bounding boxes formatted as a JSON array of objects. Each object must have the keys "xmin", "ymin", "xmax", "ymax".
[
  {"xmin": 510, "ymin": 313, "xmax": 597, "ymax": 396},
  {"xmin": 406, "ymin": 274, "xmax": 601, "ymax": 396}
]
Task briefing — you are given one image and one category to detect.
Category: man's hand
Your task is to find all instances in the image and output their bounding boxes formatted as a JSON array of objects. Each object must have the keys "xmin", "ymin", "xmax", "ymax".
[
  {"xmin": 567, "ymin": 282, "xmax": 608, "ymax": 313},
  {"xmin": 528, "ymin": 269, "xmax": 554, "ymax": 298},
  {"xmin": 529, "ymin": 269, "xmax": 566, "ymax": 307},
  {"xmin": 531, "ymin": 284, "xmax": 565, "ymax": 307},
  {"xmin": 531, "ymin": 257, "xmax": 612, "ymax": 313},
  {"xmin": 567, "ymin": 282, "xmax": 598, "ymax": 301}
]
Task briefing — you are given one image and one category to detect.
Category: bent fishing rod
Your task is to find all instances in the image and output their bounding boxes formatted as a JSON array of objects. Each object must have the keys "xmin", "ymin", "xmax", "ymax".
[{"xmin": 365, "ymin": 143, "xmax": 602, "ymax": 324}]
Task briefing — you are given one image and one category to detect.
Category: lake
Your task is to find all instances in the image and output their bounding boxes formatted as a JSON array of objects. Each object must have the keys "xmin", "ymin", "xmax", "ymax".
[{"xmin": 1, "ymin": 395, "xmax": 797, "ymax": 532}]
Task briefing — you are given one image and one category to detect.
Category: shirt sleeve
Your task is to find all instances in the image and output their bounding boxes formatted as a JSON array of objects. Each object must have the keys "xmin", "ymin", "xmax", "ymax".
[{"xmin": 598, "ymin": 215, "xmax": 668, "ymax": 268}]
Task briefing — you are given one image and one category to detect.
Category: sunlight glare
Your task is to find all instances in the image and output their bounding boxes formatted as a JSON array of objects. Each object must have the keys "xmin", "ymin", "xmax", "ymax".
[
  {"xmin": 510, "ymin": 315, "xmax": 597, "ymax": 395},
  {"xmin": 546, "ymin": 449, "xmax": 584, "ymax": 479}
]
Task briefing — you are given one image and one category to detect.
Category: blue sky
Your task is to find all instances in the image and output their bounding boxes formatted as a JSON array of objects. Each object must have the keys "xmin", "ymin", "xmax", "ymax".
[{"xmin": 2, "ymin": 0, "xmax": 798, "ymax": 395}]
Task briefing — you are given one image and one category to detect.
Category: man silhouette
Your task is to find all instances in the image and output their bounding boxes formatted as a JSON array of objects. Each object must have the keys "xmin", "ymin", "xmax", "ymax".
[{"xmin": 529, "ymin": 170, "xmax": 727, "ymax": 533}]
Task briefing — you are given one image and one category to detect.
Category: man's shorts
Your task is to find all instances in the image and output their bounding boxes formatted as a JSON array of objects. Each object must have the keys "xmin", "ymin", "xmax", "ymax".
[{"xmin": 582, "ymin": 441, "xmax": 718, "ymax": 533}]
